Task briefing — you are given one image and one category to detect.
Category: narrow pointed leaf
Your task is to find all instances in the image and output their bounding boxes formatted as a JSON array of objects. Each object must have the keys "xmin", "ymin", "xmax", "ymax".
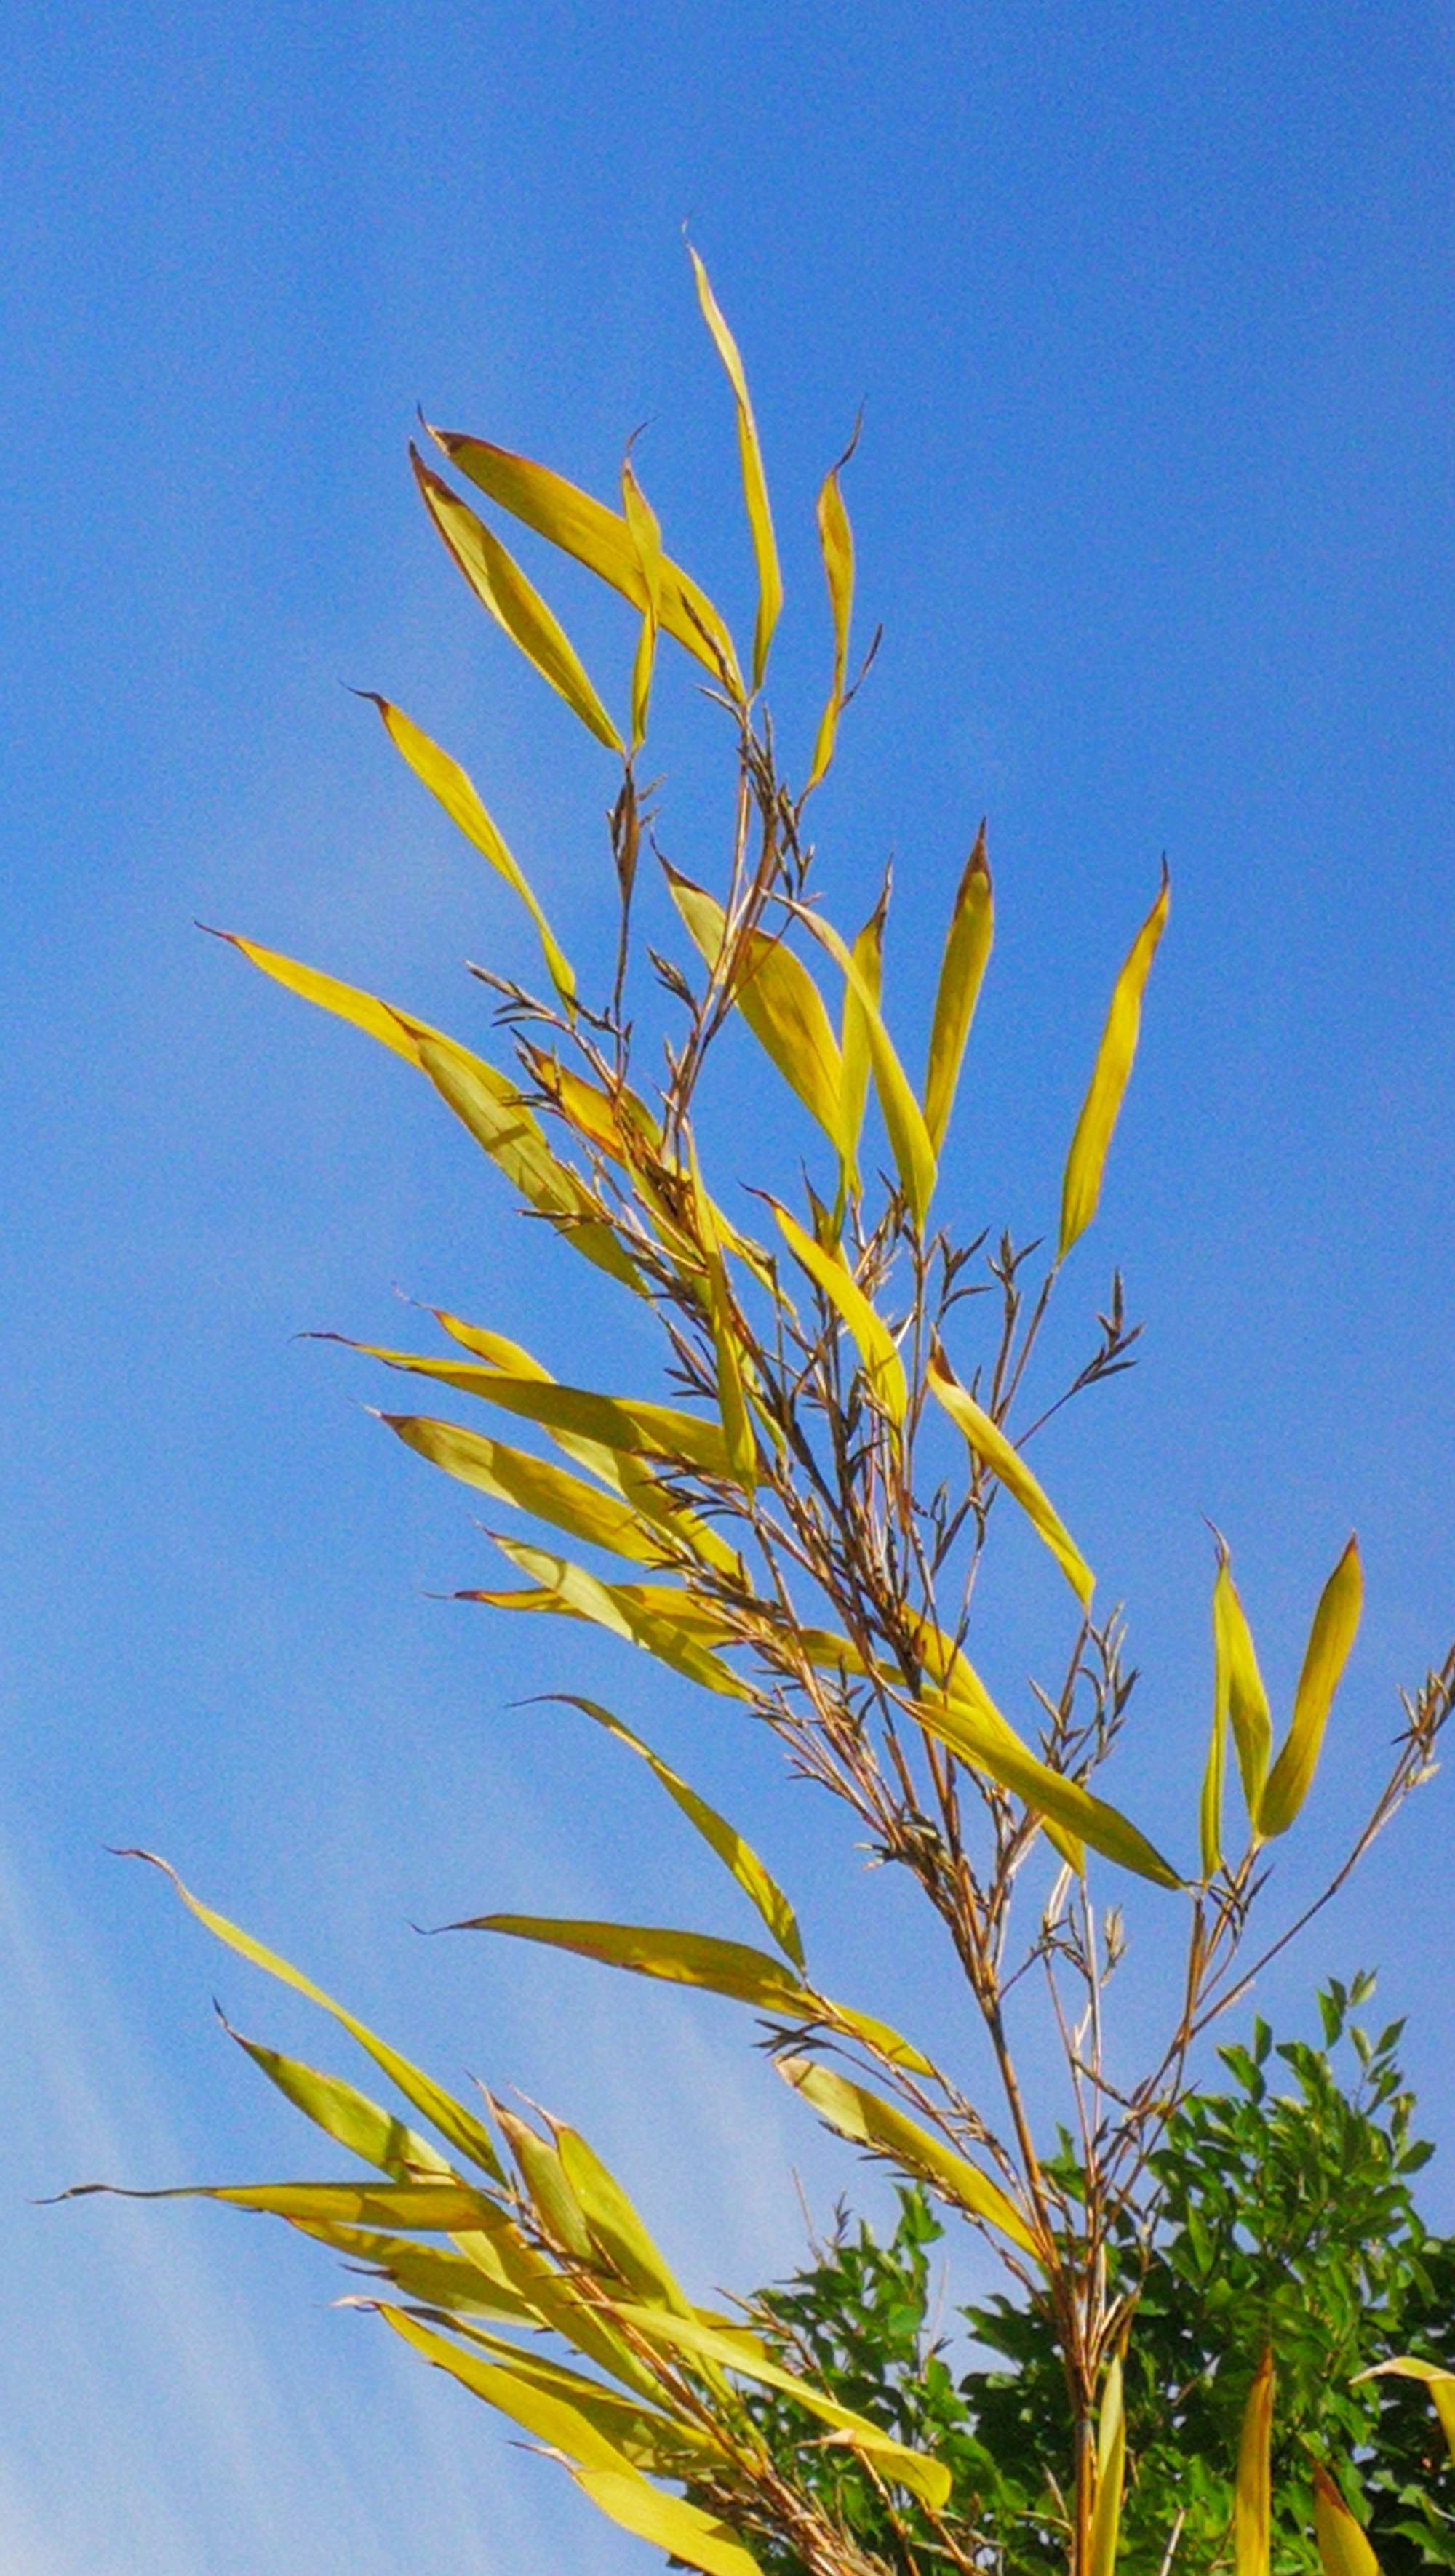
[
  {"xmin": 805, "ymin": 450, "xmax": 853, "ymax": 791},
  {"xmin": 774, "ymin": 1204, "xmax": 906, "ymax": 1424},
  {"xmin": 1235, "ymin": 2351, "xmax": 1273, "ymax": 2576},
  {"xmin": 797, "ymin": 907, "xmax": 938, "ymax": 1228},
  {"xmin": 1089, "ymin": 2356, "xmax": 1125, "ymax": 2576},
  {"xmin": 1259, "ymin": 1538, "xmax": 1363, "ymax": 1836},
  {"xmin": 925, "ymin": 828, "xmax": 993, "ymax": 1153},
  {"xmin": 914, "ymin": 1681, "xmax": 1182, "ymax": 1889},
  {"xmin": 688, "ymin": 247, "xmax": 781, "ymax": 691},
  {"xmin": 927, "ymin": 1346, "xmax": 1093, "ymax": 1606},
  {"xmin": 621, "ymin": 456, "xmax": 662, "ymax": 753},
  {"xmin": 363, "ymin": 695, "xmax": 575, "ymax": 1001},
  {"xmin": 546, "ymin": 1695, "xmax": 805, "ymax": 1969},
  {"xmin": 778, "ymin": 2057, "xmax": 1040, "ymax": 2261},
  {"xmin": 469, "ymin": 1540, "xmax": 751, "ymax": 1699},
  {"xmin": 61, "ymin": 2176, "xmax": 497, "ymax": 2227},
  {"xmin": 572, "ymin": 2468, "xmax": 762, "ymax": 2576},
  {"xmin": 378, "ymin": 2304, "xmax": 631, "ymax": 2471},
  {"xmin": 615, "ymin": 2305, "xmax": 952, "ymax": 2508},
  {"xmin": 1358, "ymin": 2359, "xmax": 1455, "ymax": 2468},
  {"xmin": 1059, "ymin": 868, "xmax": 1170, "ymax": 1257},
  {"xmin": 222, "ymin": 2020, "xmax": 450, "ymax": 2181},
  {"xmin": 380, "ymin": 1414, "xmax": 683, "ymax": 1567},
  {"xmin": 554, "ymin": 2125, "xmax": 691, "ymax": 2315},
  {"xmin": 428, "ymin": 2318, "xmax": 718, "ymax": 2471},
  {"xmin": 839, "ymin": 889, "xmax": 886, "ymax": 1192},
  {"xmin": 412, "ymin": 447, "xmax": 623, "ymax": 750},
  {"xmin": 668, "ymin": 871, "xmax": 842, "ymax": 1148},
  {"xmin": 287, "ymin": 2220, "xmax": 538, "ymax": 2323},
  {"xmin": 1213, "ymin": 1540, "xmax": 1272, "ymax": 1832},
  {"xmin": 689, "ymin": 1138, "xmax": 757, "ymax": 1489},
  {"xmin": 1312, "ymin": 2468, "xmax": 1381, "ymax": 2576},
  {"xmin": 339, "ymin": 1343, "xmax": 733, "ymax": 1477},
  {"xmin": 426, "ymin": 425, "xmax": 743, "ymax": 692},
  {"xmin": 121, "ymin": 1852, "xmax": 506, "ymax": 2180}
]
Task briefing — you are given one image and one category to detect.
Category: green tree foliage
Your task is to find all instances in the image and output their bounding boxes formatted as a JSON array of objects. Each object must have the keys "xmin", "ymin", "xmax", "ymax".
[{"xmin": 730, "ymin": 1983, "xmax": 1455, "ymax": 2573}]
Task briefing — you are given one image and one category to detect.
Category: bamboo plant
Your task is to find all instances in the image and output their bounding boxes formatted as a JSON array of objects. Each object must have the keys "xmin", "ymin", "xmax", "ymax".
[{"xmin": 74, "ymin": 257, "xmax": 1455, "ymax": 2576}]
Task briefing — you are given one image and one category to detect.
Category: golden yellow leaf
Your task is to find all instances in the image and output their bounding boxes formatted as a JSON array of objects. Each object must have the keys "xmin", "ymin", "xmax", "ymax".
[
  {"xmin": 1235, "ymin": 2351, "xmax": 1273, "ymax": 2576},
  {"xmin": 798, "ymin": 907, "xmax": 938, "ymax": 1228},
  {"xmin": 1059, "ymin": 868, "xmax": 1170, "ymax": 1258},
  {"xmin": 689, "ymin": 1137, "xmax": 758, "ymax": 1489},
  {"xmin": 464, "ymin": 1540, "xmax": 752, "ymax": 1700},
  {"xmin": 573, "ymin": 2467, "xmax": 762, "ymax": 2576},
  {"xmin": 1357, "ymin": 2358, "xmax": 1455, "ymax": 2468},
  {"xmin": 554, "ymin": 2123, "xmax": 693, "ymax": 2315},
  {"xmin": 362, "ymin": 695, "xmax": 575, "ymax": 1002},
  {"xmin": 687, "ymin": 246, "xmax": 781, "ymax": 692},
  {"xmin": 337, "ymin": 1340, "xmax": 734, "ymax": 1477},
  {"xmin": 805, "ymin": 444, "xmax": 855, "ymax": 791},
  {"xmin": 926, "ymin": 1344, "xmax": 1093, "ymax": 1607},
  {"xmin": 1207, "ymin": 1538, "xmax": 1272, "ymax": 1860},
  {"xmin": 1259, "ymin": 1538, "xmax": 1363, "ymax": 1836},
  {"xmin": 379, "ymin": 2304, "xmax": 632, "ymax": 2471},
  {"xmin": 924, "ymin": 827, "xmax": 993, "ymax": 1154},
  {"xmin": 839, "ymin": 886, "xmax": 887, "ymax": 1193},
  {"xmin": 411, "ymin": 445, "xmax": 623, "ymax": 751},
  {"xmin": 668, "ymin": 870, "xmax": 844, "ymax": 1149},
  {"xmin": 425, "ymin": 424, "xmax": 743, "ymax": 693},
  {"xmin": 621, "ymin": 454, "xmax": 662, "ymax": 753},
  {"xmin": 773, "ymin": 1203, "xmax": 907, "ymax": 1424},
  {"xmin": 778, "ymin": 2057, "xmax": 1041, "ymax": 2261},
  {"xmin": 378, "ymin": 1412, "xmax": 682, "ymax": 1567},
  {"xmin": 220, "ymin": 2018, "xmax": 450, "ymax": 2181},
  {"xmin": 544, "ymin": 1694, "xmax": 805, "ymax": 1969},
  {"xmin": 60, "ymin": 2175, "xmax": 498, "ymax": 2227},
  {"xmin": 1312, "ymin": 2467, "xmax": 1381, "ymax": 2576},
  {"xmin": 914, "ymin": 1678, "xmax": 1182, "ymax": 1889}
]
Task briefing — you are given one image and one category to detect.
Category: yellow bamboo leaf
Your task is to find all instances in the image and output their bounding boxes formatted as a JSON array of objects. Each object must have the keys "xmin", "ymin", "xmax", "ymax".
[
  {"xmin": 545, "ymin": 1694, "xmax": 805, "ymax": 1969},
  {"xmin": 797, "ymin": 907, "xmax": 938, "ymax": 1229},
  {"xmin": 431, "ymin": 2316, "xmax": 719, "ymax": 2472},
  {"xmin": 1357, "ymin": 2358, "xmax": 1455, "ymax": 2468},
  {"xmin": 687, "ymin": 247, "xmax": 781, "ymax": 692},
  {"xmin": 573, "ymin": 2467, "xmax": 762, "ymax": 2576},
  {"xmin": 287, "ymin": 2220, "xmax": 538, "ymax": 2324},
  {"xmin": 412, "ymin": 446, "xmax": 623, "ymax": 751},
  {"xmin": 926, "ymin": 1345, "xmax": 1093, "ymax": 1607},
  {"xmin": 337, "ymin": 1341, "xmax": 733, "ymax": 1477},
  {"xmin": 59, "ymin": 2175, "xmax": 498, "ymax": 2227},
  {"xmin": 778, "ymin": 2057, "xmax": 1040, "ymax": 2261},
  {"xmin": 379, "ymin": 1413, "xmax": 680, "ymax": 1567},
  {"xmin": 119, "ymin": 1852, "xmax": 506, "ymax": 2180},
  {"xmin": 466, "ymin": 1539, "xmax": 752, "ymax": 1699},
  {"xmin": 1312, "ymin": 2468, "xmax": 1381, "ymax": 2576},
  {"xmin": 615, "ymin": 2305, "xmax": 952, "ymax": 2508},
  {"xmin": 554, "ymin": 2124, "xmax": 692, "ymax": 2315},
  {"xmin": 1235, "ymin": 2351, "xmax": 1273, "ymax": 2576},
  {"xmin": 689, "ymin": 1138, "xmax": 758, "ymax": 1489},
  {"xmin": 1199, "ymin": 1657, "xmax": 1227, "ymax": 1882},
  {"xmin": 1210, "ymin": 1535, "xmax": 1267, "ymax": 1844},
  {"xmin": 1259, "ymin": 1538, "xmax": 1363, "ymax": 1836},
  {"xmin": 774, "ymin": 1204, "xmax": 906, "ymax": 1424},
  {"xmin": 425, "ymin": 424, "xmax": 743, "ymax": 694},
  {"xmin": 362, "ymin": 694, "xmax": 575, "ymax": 1002},
  {"xmin": 668, "ymin": 870, "xmax": 843, "ymax": 1149},
  {"xmin": 379, "ymin": 2303, "xmax": 631, "ymax": 2471},
  {"xmin": 621, "ymin": 455, "xmax": 662, "ymax": 753},
  {"xmin": 925, "ymin": 828, "xmax": 993, "ymax": 1154},
  {"xmin": 913, "ymin": 1633, "xmax": 1083, "ymax": 1874},
  {"xmin": 914, "ymin": 1680, "xmax": 1182, "ymax": 1889},
  {"xmin": 1059, "ymin": 868, "xmax": 1170, "ymax": 1257},
  {"xmin": 805, "ymin": 443, "xmax": 854, "ymax": 792},
  {"xmin": 220, "ymin": 2017, "xmax": 451, "ymax": 2181},
  {"xmin": 1089, "ymin": 2356, "xmax": 1125, "ymax": 2576},
  {"xmin": 840, "ymin": 886, "xmax": 887, "ymax": 1193}
]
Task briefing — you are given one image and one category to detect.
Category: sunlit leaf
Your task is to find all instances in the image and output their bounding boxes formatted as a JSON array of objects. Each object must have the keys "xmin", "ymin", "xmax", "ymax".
[
  {"xmin": 797, "ymin": 907, "xmax": 937, "ymax": 1228},
  {"xmin": 379, "ymin": 1412, "xmax": 685, "ymax": 1567},
  {"xmin": 463, "ymin": 1539, "xmax": 752, "ymax": 1700},
  {"xmin": 1312, "ymin": 2466, "xmax": 1381, "ymax": 2576},
  {"xmin": 1235, "ymin": 2350, "xmax": 1273, "ymax": 2576},
  {"xmin": 1088, "ymin": 2356, "xmax": 1125, "ymax": 2576},
  {"xmin": 805, "ymin": 440, "xmax": 855, "ymax": 791},
  {"xmin": 61, "ymin": 2175, "xmax": 498, "ymax": 2227},
  {"xmin": 687, "ymin": 246, "xmax": 781, "ymax": 692},
  {"xmin": 287, "ymin": 2219, "xmax": 538, "ymax": 2324},
  {"xmin": 335, "ymin": 1340, "xmax": 734, "ymax": 1478},
  {"xmin": 543, "ymin": 1695, "xmax": 805, "ymax": 1969},
  {"xmin": 378, "ymin": 2303, "xmax": 632, "ymax": 2471},
  {"xmin": 773, "ymin": 1204, "xmax": 906, "ymax": 1425},
  {"xmin": 689, "ymin": 1137, "xmax": 758, "ymax": 1489},
  {"xmin": 926, "ymin": 1343, "xmax": 1093, "ymax": 1606},
  {"xmin": 1208, "ymin": 1537, "xmax": 1272, "ymax": 1852},
  {"xmin": 573, "ymin": 2466, "xmax": 762, "ymax": 2576},
  {"xmin": 425, "ymin": 424, "xmax": 743, "ymax": 693},
  {"xmin": 924, "ymin": 827, "xmax": 992, "ymax": 1154},
  {"xmin": 361, "ymin": 694, "xmax": 575, "ymax": 1002},
  {"xmin": 1357, "ymin": 2358, "xmax": 1455, "ymax": 2468},
  {"xmin": 220, "ymin": 2015, "xmax": 451, "ymax": 2181},
  {"xmin": 778, "ymin": 2057, "xmax": 1040, "ymax": 2261},
  {"xmin": 1259, "ymin": 1538, "xmax": 1363, "ymax": 1836},
  {"xmin": 117, "ymin": 1853, "xmax": 506, "ymax": 2180},
  {"xmin": 621, "ymin": 454, "xmax": 662, "ymax": 753},
  {"xmin": 554, "ymin": 2124, "xmax": 693, "ymax": 2315},
  {"xmin": 411, "ymin": 446, "xmax": 623, "ymax": 751},
  {"xmin": 839, "ymin": 885, "xmax": 886, "ymax": 1195},
  {"xmin": 914, "ymin": 1678, "xmax": 1182, "ymax": 1889},
  {"xmin": 1059, "ymin": 867, "xmax": 1170, "ymax": 1258},
  {"xmin": 668, "ymin": 870, "xmax": 843, "ymax": 1150}
]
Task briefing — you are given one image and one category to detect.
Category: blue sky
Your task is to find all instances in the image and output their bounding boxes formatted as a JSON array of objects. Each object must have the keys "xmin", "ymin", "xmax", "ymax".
[{"xmin": 4, "ymin": 4, "xmax": 1454, "ymax": 2568}]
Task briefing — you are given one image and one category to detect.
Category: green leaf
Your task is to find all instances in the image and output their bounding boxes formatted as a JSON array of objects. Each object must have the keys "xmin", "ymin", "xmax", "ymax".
[{"xmin": 220, "ymin": 2015, "xmax": 451, "ymax": 2181}]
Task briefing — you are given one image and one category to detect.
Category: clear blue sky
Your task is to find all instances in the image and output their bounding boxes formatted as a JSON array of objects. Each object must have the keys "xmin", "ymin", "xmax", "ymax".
[{"xmin": 4, "ymin": 6, "xmax": 1453, "ymax": 2569}]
